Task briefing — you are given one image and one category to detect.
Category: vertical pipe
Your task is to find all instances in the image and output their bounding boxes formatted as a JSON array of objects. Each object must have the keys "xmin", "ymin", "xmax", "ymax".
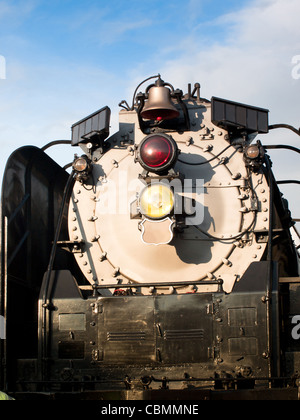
[
  {"xmin": 0, "ymin": 208, "xmax": 3, "ymax": 390},
  {"xmin": 264, "ymin": 155, "xmax": 275, "ymax": 379},
  {"xmin": 3, "ymin": 217, "xmax": 8, "ymax": 391},
  {"xmin": 41, "ymin": 170, "xmax": 75, "ymax": 381}
]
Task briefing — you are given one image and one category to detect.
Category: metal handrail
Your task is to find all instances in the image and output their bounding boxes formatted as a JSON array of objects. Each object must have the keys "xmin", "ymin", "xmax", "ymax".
[{"xmin": 92, "ymin": 279, "xmax": 223, "ymax": 290}]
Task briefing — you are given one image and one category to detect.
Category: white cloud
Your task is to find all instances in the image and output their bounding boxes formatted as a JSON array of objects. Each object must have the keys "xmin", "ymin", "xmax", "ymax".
[
  {"xmin": 155, "ymin": 0, "xmax": 299, "ymax": 126},
  {"xmin": 96, "ymin": 18, "xmax": 153, "ymax": 46},
  {"xmin": 153, "ymin": 0, "xmax": 300, "ymax": 224},
  {"xmin": 0, "ymin": 58, "xmax": 121, "ymax": 174}
]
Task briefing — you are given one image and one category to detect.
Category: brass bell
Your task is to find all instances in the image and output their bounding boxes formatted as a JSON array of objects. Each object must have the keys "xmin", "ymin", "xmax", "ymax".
[{"xmin": 141, "ymin": 78, "xmax": 180, "ymax": 121}]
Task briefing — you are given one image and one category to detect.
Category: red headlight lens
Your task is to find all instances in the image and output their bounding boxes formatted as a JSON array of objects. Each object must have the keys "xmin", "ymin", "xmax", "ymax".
[
  {"xmin": 141, "ymin": 136, "xmax": 171, "ymax": 168},
  {"xmin": 138, "ymin": 134, "xmax": 178, "ymax": 173}
]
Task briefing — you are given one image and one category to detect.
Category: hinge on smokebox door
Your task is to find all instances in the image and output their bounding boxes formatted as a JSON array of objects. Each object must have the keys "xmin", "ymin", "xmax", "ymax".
[
  {"xmin": 206, "ymin": 299, "xmax": 222, "ymax": 321},
  {"xmin": 92, "ymin": 349, "xmax": 103, "ymax": 362},
  {"xmin": 90, "ymin": 301, "xmax": 103, "ymax": 315},
  {"xmin": 90, "ymin": 301, "xmax": 103, "ymax": 362},
  {"xmin": 207, "ymin": 301, "xmax": 223, "ymax": 363},
  {"xmin": 208, "ymin": 346, "xmax": 222, "ymax": 363}
]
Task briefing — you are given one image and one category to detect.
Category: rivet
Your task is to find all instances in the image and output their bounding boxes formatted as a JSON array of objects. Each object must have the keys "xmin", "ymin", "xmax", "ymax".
[
  {"xmin": 88, "ymin": 216, "xmax": 98, "ymax": 222},
  {"xmin": 113, "ymin": 267, "xmax": 120, "ymax": 277},
  {"xmin": 100, "ymin": 252, "xmax": 107, "ymax": 262},
  {"xmin": 203, "ymin": 144, "xmax": 213, "ymax": 152},
  {"xmin": 232, "ymin": 173, "xmax": 241, "ymax": 180},
  {"xmin": 262, "ymin": 351, "xmax": 269, "ymax": 359},
  {"xmin": 220, "ymin": 156, "xmax": 228, "ymax": 165}
]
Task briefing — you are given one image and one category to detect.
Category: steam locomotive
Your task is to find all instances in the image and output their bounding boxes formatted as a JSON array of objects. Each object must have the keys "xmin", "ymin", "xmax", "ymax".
[{"xmin": 1, "ymin": 75, "xmax": 300, "ymax": 400}]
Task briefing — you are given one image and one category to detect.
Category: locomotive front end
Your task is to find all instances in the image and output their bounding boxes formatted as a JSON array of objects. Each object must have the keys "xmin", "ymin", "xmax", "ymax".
[
  {"xmin": 68, "ymin": 76, "xmax": 270, "ymax": 296},
  {"xmin": 1, "ymin": 75, "xmax": 300, "ymax": 399}
]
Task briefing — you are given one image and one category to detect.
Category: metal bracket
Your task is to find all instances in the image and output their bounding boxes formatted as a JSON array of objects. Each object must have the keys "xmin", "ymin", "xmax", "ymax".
[
  {"xmin": 56, "ymin": 240, "xmax": 85, "ymax": 253},
  {"xmin": 91, "ymin": 301, "xmax": 103, "ymax": 314}
]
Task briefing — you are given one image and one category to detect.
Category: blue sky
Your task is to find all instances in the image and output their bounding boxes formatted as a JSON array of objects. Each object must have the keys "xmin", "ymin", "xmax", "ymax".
[
  {"xmin": 1, "ymin": 0, "xmax": 246, "ymax": 64},
  {"xmin": 0, "ymin": 0, "xmax": 300, "ymax": 230},
  {"xmin": 0, "ymin": 0, "xmax": 252, "ymax": 107}
]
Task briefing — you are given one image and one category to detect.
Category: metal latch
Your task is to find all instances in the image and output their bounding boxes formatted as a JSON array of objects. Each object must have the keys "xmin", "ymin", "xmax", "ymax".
[
  {"xmin": 90, "ymin": 301, "xmax": 103, "ymax": 314},
  {"xmin": 92, "ymin": 349, "xmax": 103, "ymax": 361}
]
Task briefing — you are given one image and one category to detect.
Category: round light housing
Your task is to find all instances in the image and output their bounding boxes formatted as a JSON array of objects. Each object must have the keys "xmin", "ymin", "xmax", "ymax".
[
  {"xmin": 137, "ymin": 134, "xmax": 178, "ymax": 173},
  {"xmin": 73, "ymin": 156, "xmax": 89, "ymax": 172},
  {"xmin": 245, "ymin": 145, "xmax": 260, "ymax": 159},
  {"xmin": 72, "ymin": 155, "xmax": 92, "ymax": 181},
  {"xmin": 139, "ymin": 183, "xmax": 174, "ymax": 220}
]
